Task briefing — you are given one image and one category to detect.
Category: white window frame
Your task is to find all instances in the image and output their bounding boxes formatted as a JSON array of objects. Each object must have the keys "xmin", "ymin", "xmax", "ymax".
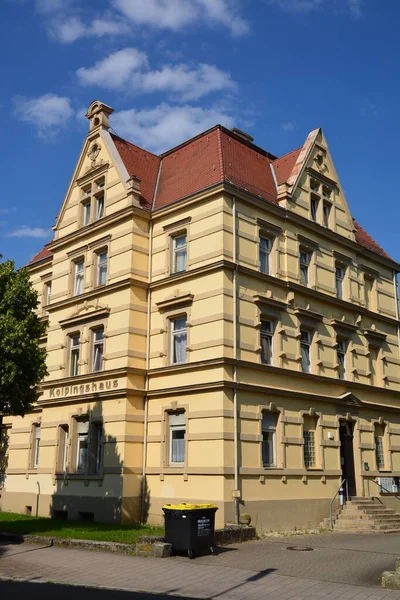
[
  {"xmin": 337, "ymin": 339, "xmax": 347, "ymax": 379},
  {"xmin": 83, "ymin": 200, "xmax": 91, "ymax": 226},
  {"xmin": 335, "ymin": 265, "xmax": 345, "ymax": 299},
  {"xmin": 260, "ymin": 320, "xmax": 274, "ymax": 365},
  {"xmin": 70, "ymin": 334, "xmax": 80, "ymax": 377},
  {"xmin": 303, "ymin": 429, "xmax": 316, "ymax": 468},
  {"xmin": 169, "ymin": 413, "xmax": 186, "ymax": 466},
  {"xmin": 95, "ymin": 193, "xmax": 104, "ymax": 220},
  {"xmin": 92, "ymin": 328, "xmax": 104, "ymax": 372},
  {"xmin": 33, "ymin": 424, "xmax": 41, "ymax": 469},
  {"xmin": 300, "ymin": 330, "xmax": 311, "ymax": 373},
  {"xmin": 323, "ymin": 202, "xmax": 331, "ymax": 228},
  {"xmin": 299, "ymin": 250, "xmax": 311, "ymax": 287},
  {"xmin": 76, "ymin": 420, "xmax": 89, "ymax": 473},
  {"xmin": 262, "ymin": 412, "xmax": 278, "ymax": 467},
  {"xmin": 310, "ymin": 196, "xmax": 318, "ymax": 222},
  {"xmin": 172, "ymin": 234, "xmax": 187, "ymax": 274},
  {"xmin": 74, "ymin": 259, "xmax": 85, "ymax": 296},
  {"xmin": 259, "ymin": 236, "xmax": 272, "ymax": 275},
  {"xmin": 97, "ymin": 251, "xmax": 108, "ymax": 286},
  {"xmin": 171, "ymin": 317, "xmax": 187, "ymax": 365}
]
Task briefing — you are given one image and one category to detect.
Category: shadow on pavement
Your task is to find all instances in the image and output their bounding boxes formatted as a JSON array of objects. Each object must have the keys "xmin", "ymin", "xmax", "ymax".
[{"xmin": 0, "ymin": 581, "xmax": 202, "ymax": 600}]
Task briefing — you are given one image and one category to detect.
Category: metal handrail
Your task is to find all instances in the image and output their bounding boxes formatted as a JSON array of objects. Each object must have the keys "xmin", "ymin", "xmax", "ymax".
[
  {"xmin": 367, "ymin": 478, "xmax": 400, "ymax": 501},
  {"xmin": 330, "ymin": 479, "xmax": 348, "ymax": 529}
]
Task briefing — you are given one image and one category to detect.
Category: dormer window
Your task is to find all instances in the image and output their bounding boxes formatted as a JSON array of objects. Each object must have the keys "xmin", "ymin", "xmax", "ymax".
[{"xmin": 80, "ymin": 177, "xmax": 106, "ymax": 226}]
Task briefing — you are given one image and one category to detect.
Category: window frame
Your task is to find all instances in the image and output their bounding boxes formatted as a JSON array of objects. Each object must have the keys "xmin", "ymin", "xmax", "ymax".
[
  {"xmin": 323, "ymin": 202, "xmax": 331, "ymax": 228},
  {"xmin": 300, "ymin": 329, "xmax": 312, "ymax": 373},
  {"xmin": 170, "ymin": 316, "xmax": 187, "ymax": 365},
  {"xmin": 171, "ymin": 233, "xmax": 187, "ymax": 274},
  {"xmin": 96, "ymin": 249, "xmax": 108, "ymax": 286},
  {"xmin": 70, "ymin": 333, "xmax": 81, "ymax": 377},
  {"xmin": 335, "ymin": 264, "xmax": 345, "ymax": 299},
  {"xmin": 82, "ymin": 199, "xmax": 91, "ymax": 226},
  {"xmin": 259, "ymin": 235, "xmax": 272, "ymax": 275},
  {"xmin": 336, "ymin": 338, "xmax": 347, "ymax": 380},
  {"xmin": 92, "ymin": 327, "xmax": 104, "ymax": 373},
  {"xmin": 261, "ymin": 411, "xmax": 278, "ymax": 467},
  {"xmin": 32, "ymin": 424, "xmax": 41, "ymax": 469},
  {"xmin": 74, "ymin": 258, "xmax": 85, "ymax": 296},
  {"xmin": 168, "ymin": 412, "xmax": 186, "ymax": 466},
  {"xmin": 299, "ymin": 249, "xmax": 311, "ymax": 287},
  {"xmin": 310, "ymin": 196, "xmax": 319, "ymax": 222},
  {"xmin": 260, "ymin": 319, "xmax": 274, "ymax": 365}
]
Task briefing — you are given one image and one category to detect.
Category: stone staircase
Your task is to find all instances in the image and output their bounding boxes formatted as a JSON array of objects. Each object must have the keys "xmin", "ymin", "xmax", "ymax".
[{"xmin": 331, "ymin": 497, "xmax": 400, "ymax": 533}]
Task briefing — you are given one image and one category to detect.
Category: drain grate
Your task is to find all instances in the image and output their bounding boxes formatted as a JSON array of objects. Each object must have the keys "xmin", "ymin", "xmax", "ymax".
[{"xmin": 286, "ymin": 545, "xmax": 314, "ymax": 552}]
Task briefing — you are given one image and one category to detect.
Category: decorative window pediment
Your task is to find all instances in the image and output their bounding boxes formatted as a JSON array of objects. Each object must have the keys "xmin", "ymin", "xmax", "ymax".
[
  {"xmin": 60, "ymin": 301, "xmax": 110, "ymax": 328},
  {"xmin": 294, "ymin": 306, "xmax": 323, "ymax": 329},
  {"xmin": 156, "ymin": 292, "xmax": 194, "ymax": 311},
  {"xmin": 254, "ymin": 294, "xmax": 287, "ymax": 320},
  {"xmin": 338, "ymin": 392, "xmax": 363, "ymax": 407},
  {"xmin": 331, "ymin": 318, "xmax": 358, "ymax": 338},
  {"xmin": 364, "ymin": 328, "xmax": 387, "ymax": 346}
]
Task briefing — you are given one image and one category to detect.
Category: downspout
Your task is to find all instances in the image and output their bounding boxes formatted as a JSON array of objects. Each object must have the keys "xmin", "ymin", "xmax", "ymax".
[
  {"xmin": 141, "ymin": 219, "xmax": 153, "ymax": 523},
  {"xmin": 232, "ymin": 195, "xmax": 239, "ymax": 525}
]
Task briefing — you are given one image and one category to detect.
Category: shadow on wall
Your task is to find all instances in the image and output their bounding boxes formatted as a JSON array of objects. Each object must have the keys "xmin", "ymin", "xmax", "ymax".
[
  {"xmin": 0, "ymin": 418, "xmax": 9, "ymax": 511},
  {"xmin": 49, "ymin": 399, "xmax": 126, "ymax": 524}
]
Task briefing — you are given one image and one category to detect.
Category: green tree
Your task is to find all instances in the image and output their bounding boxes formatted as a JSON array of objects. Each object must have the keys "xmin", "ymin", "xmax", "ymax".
[{"xmin": 0, "ymin": 257, "xmax": 47, "ymax": 415}]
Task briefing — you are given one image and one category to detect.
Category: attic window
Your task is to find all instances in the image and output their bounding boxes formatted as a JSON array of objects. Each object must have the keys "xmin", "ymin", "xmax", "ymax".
[
  {"xmin": 322, "ymin": 185, "xmax": 332, "ymax": 199},
  {"xmin": 310, "ymin": 179, "xmax": 320, "ymax": 192}
]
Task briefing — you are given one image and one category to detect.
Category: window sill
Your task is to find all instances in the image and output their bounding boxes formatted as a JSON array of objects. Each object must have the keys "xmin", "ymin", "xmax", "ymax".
[
  {"xmin": 55, "ymin": 473, "xmax": 103, "ymax": 480},
  {"xmin": 305, "ymin": 468, "xmax": 323, "ymax": 471}
]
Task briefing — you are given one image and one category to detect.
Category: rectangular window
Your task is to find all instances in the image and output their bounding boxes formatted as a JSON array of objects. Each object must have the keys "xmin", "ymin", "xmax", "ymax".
[
  {"xmin": 364, "ymin": 275, "xmax": 373, "ymax": 308},
  {"xmin": 171, "ymin": 317, "xmax": 187, "ymax": 364},
  {"xmin": 335, "ymin": 265, "xmax": 345, "ymax": 299},
  {"xmin": 70, "ymin": 334, "xmax": 80, "ymax": 377},
  {"xmin": 310, "ymin": 197, "xmax": 318, "ymax": 222},
  {"xmin": 300, "ymin": 330, "xmax": 311, "ymax": 373},
  {"xmin": 97, "ymin": 251, "xmax": 108, "ymax": 286},
  {"xmin": 96, "ymin": 193, "xmax": 104, "ymax": 220},
  {"xmin": 323, "ymin": 202, "xmax": 331, "ymax": 228},
  {"xmin": 83, "ymin": 201, "xmax": 91, "ymax": 226},
  {"xmin": 375, "ymin": 425, "xmax": 385, "ymax": 470},
  {"xmin": 259, "ymin": 236, "xmax": 272, "ymax": 274},
  {"xmin": 33, "ymin": 424, "xmax": 41, "ymax": 468},
  {"xmin": 58, "ymin": 425, "xmax": 69, "ymax": 473},
  {"xmin": 369, "ymin": 346, "xmax": 379, "ymax": 385},
  {"xmin": 169, "ymin": 412, "xmax": 186, "ymax": 465},
  {"xmin": 90, "ymin": 423, "xmax": 103, "ymax": 474},
  {"xmin": 260, "ymin": 320, "xmax": 274, "ymax": 365},
  {"xmin": 303, "ymin": 416, "xmax": 317, "ymax": 468},
  {"xmin": 299, "ymin": 251, "xmax": 311, "ymax": 286},
  {"xmin": 44, "ymin": 281, "xmax": 51, "ymax": 315},
  {"xmin": 76, "ymin": 419, "xmax": 89, "ymax": 472},
  {"xmin": 92, "ymin": 328, "xmax": 104, "ymax": 372},
  {"xmin": 262, "ymin": 412, "xmax": 278, "ymax": 467},
  {"xmin": 337, "ymin": 339, "xmax": 347, "ymax": 379},
  {"xmin": 172, "ymin": 234, "xmax": 187, "ymax": 273},
  {"xmin": 74, "ymin": 259, "xmax": 84, "ymax": 296}
]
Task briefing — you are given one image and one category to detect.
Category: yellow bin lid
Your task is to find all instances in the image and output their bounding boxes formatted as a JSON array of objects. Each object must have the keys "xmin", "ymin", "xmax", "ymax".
[{"xmin": 162, "ymin": 503, "xmax": 218, "ymax": 511}]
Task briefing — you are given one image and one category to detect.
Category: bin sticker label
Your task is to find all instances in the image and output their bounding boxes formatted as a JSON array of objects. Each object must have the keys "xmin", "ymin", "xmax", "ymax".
[{"xmin": 197, "ymin": 517, "xmax": 211, "ymax": 537}]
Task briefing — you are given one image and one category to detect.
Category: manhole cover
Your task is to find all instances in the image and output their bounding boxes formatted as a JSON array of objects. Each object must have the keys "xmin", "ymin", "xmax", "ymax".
[{"xmin": 286, "ymin": 545, "xmax": 314, "ymax": 552}]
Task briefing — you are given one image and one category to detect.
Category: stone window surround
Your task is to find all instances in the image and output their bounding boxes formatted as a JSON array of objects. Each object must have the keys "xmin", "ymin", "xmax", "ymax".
[
  {"xmin": 79, "ymin": 172, "xmax": 107, "ymax": 228},
  {"xmin": 258, "ymin": 402, "xmax": 284, "ymax": 469},
  {"xmin": 161, "ymin": 401, "xmax": 190, "ymax": 471},
  {"xmin": 62, "ymin": 316, "xmax": 108, "ymax": 378},
  {"xmin": 372, "ymin": 417, "xmax": 392, "ymax": 473},
  {"xmin": 163, "ymin": 217, "xmax": 191, "ymax": 277},
  {"xmin": 300, "ymin": 408, "xmax": 323, "ymax": 471}
]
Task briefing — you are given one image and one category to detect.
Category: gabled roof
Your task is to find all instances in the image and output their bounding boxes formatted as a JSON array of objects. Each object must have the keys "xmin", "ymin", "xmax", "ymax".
[{"xmin": 28, "ymin": 125, "xmax": 395, "ymax": 267}]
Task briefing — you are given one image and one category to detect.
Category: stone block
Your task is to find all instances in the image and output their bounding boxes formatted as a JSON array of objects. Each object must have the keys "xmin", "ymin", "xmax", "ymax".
[{"xmin": 151, "ymin": 542, "xmax": 172, "ymax": 558}]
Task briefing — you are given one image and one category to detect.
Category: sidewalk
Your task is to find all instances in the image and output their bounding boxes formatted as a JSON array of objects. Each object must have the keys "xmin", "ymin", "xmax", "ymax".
[{"xmin": 1, "ymin": 533, "xmax": 400, "ymax": 600}]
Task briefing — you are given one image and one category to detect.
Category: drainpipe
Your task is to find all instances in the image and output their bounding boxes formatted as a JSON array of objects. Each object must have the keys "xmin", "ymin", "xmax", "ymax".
[
  {"xmin": 232, "ymin": 196, "xmax": 239, "ymax": 525},
  {"xmin": 393, "ymin": 270, "xmax": 400, "ymax": 359},
  {"xmin": 141, "ymin": 219, "xmax": 153, "ymax": 523},
  {"xmin": 36, "ymin": 480, "xmax": 40, "ymax": 517}
]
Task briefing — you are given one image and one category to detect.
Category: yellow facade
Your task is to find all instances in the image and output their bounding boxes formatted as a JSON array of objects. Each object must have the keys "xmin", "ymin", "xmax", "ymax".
[{"xmin": 1, "ymin": 101, "xmax": 399, "ymax": 531}]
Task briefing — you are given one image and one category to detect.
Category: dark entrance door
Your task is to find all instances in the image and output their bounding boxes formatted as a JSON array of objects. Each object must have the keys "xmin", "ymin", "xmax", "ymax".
[{"xmin": 339, "ymin": 421, "xmax": 356, "ymax": 497}]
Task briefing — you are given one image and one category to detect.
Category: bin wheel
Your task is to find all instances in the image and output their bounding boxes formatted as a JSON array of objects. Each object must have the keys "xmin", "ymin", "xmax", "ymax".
[
  {"xmin": 209, "ymin": 546, "xmax": 215, "ymax": 555},
  {"xmin": 188, "ymin": 549, "xmax": 195, "ymax": 560}
]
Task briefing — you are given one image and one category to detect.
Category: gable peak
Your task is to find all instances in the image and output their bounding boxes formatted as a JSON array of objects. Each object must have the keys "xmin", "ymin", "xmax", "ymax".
[{"xmin": 86, "ymin": 100, "xmax": 114, "ymax": 133}]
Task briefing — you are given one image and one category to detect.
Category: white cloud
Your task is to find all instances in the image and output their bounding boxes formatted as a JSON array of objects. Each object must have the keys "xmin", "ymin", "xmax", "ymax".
[
  {"xmin": 269, "ymin": 0, "xmax": 362, "ymax": 16},
  {"xmin": 77, "ymin": 48, "xmax": 148, "ymax": 87},
  {"xmin": 0, "ymin": 207, "xmax": 17, "ymax": 215},
  {"xmin": 50, "ymin": 16, "xmax": 131, "ymax": 43},
  {"xmin": 77, "ymin": 49, "xmax": 235, "ymax": 101},
  {"xmin": 6, "ymin": 227, "xmax": 52, "ymax": 239},
  {"xmin": 13, "ymin": 93, "xmax": 74, "ymax": 139},
  {"xmin": 113, "ymin": 0, "xmax": 249, "ymax": 36},
  {"xmin": 112, "ymin": 103, "xmax": 235, "ymax": 154},
  {"xmin": 281, "ymin": 121, "xmax": 295, "ymax": 132}
]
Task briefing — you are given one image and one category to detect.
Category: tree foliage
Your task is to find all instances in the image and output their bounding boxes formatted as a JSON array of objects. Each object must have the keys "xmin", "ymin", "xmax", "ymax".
[{"xmin": 0, "ymin": 258, "xmax": 48, "ymax": 415}]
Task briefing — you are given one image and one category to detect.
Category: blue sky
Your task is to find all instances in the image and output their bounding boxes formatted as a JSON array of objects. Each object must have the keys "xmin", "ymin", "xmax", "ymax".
[{"xmin": 1, "ymin": 0, "xmax": 399, "ymax": 267}]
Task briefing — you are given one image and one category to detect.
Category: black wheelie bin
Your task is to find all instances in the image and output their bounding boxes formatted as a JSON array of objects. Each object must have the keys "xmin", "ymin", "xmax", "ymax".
[{"xmin": 162, "ymin": 503, "xmax": 218, "ymax": 559}]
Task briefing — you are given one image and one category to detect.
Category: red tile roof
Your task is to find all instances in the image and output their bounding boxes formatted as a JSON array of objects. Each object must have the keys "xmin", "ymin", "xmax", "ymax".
[
  {"xmin": 28, "ymin": 246, "xmax": 52, "ymax": 266},
  {"xmin": 353, "ymin": 221, "xmax": 391, "ymax": 260},
  {"xmin": 111, "ymin": 134, "xmax": 160, "ymax": 208},
  {"xmin": 28, "ymin": 126, "xmax": 394, "ymax": 268},
  {"xmin": 272, "ymin": 147, "xmax": 302, "ymax": 186}
]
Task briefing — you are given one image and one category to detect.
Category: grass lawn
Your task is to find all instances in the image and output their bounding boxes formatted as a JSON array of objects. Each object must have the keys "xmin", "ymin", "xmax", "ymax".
[{"xmin": 0, "ymin": 511, "xmax": 164, "ymax": 544}]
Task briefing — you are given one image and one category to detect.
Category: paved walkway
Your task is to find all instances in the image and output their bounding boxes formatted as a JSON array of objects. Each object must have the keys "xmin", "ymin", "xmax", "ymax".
[{"xmin": 1, "ymin": 532, "xmax": 400, "ymax": 599}]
